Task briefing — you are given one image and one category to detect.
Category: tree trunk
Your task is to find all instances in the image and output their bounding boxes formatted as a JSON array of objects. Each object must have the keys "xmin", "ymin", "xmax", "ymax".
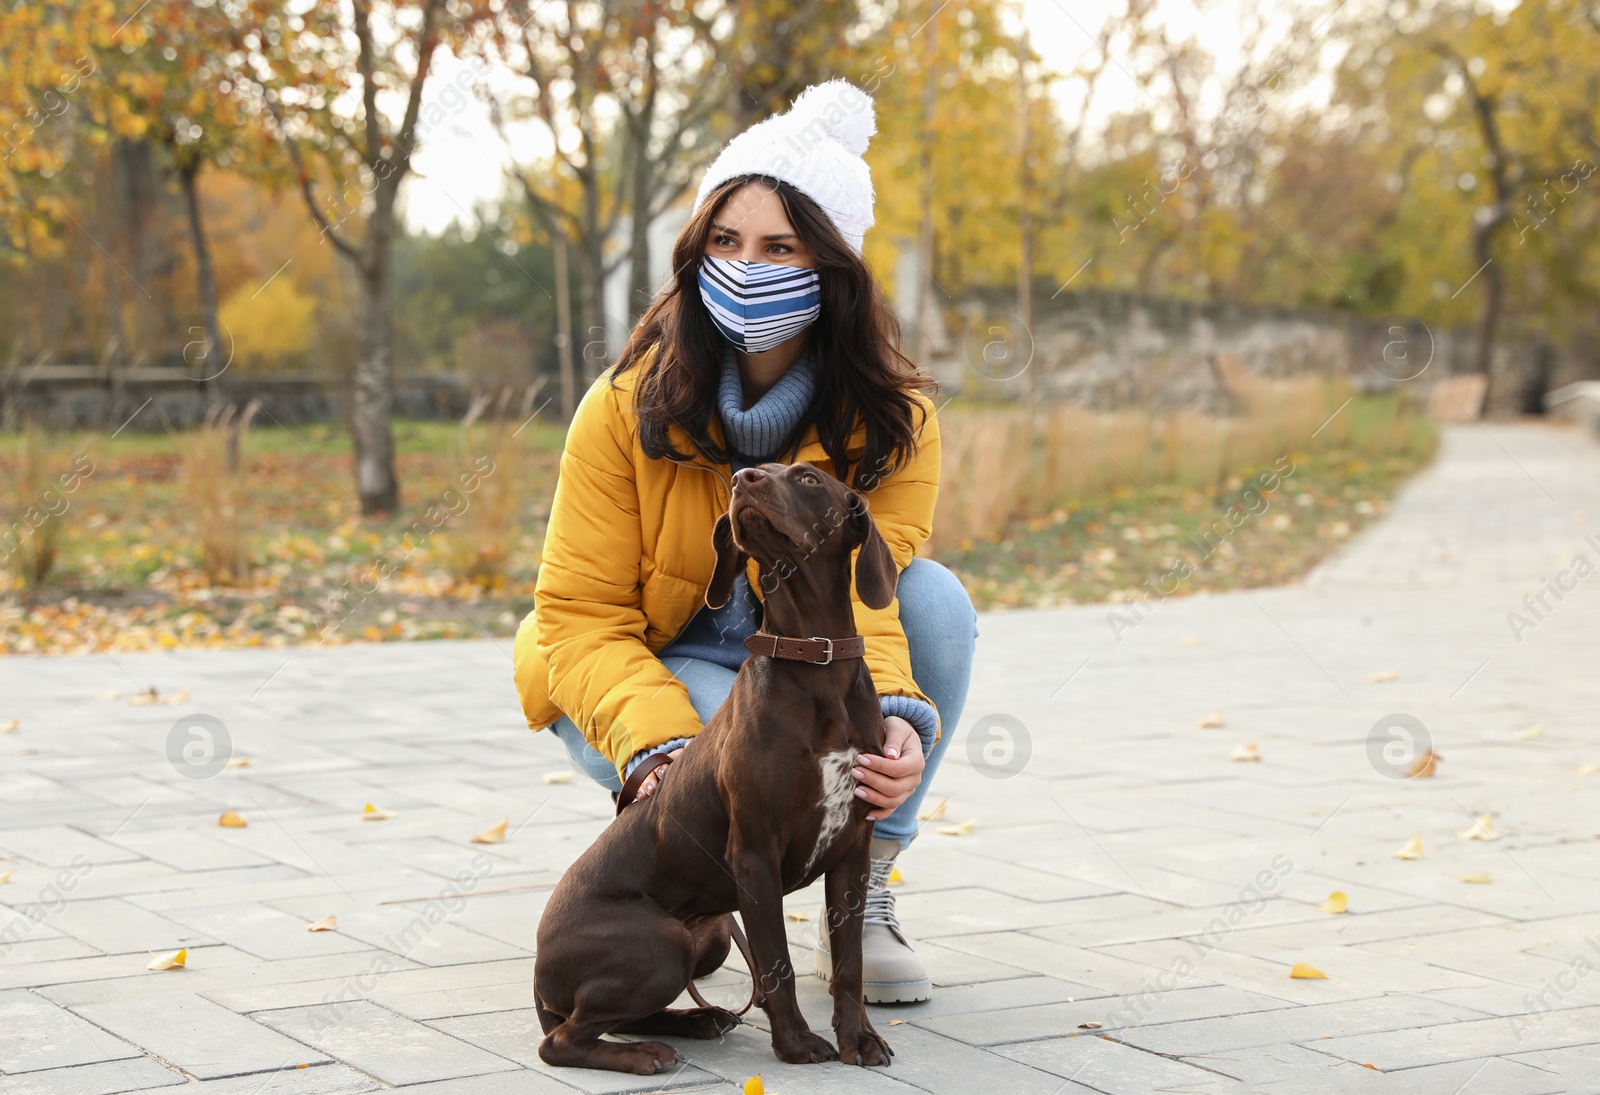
[
  {"xmin": 554, "ymin": 230, "xmax": 577, "ymax": 422},
  {"xmin": 628, "ymin": 123, "xmax": 654, "ymax": 329},
  {"xmin": 178, "ymin": 160, "xmax": 222, "ymax": 406},
  {"xmin": 352, "ymin": 227, "xmax": 400, "ymax": 516},
  {"xmin": 577, "ymin": 192, "xmax": 608, "ymax": 385}
]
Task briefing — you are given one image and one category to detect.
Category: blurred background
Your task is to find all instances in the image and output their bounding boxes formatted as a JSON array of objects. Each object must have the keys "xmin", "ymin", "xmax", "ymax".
[{"xmin": 2, "ymin": 0, "xmax": 1596, "ymax": 655}]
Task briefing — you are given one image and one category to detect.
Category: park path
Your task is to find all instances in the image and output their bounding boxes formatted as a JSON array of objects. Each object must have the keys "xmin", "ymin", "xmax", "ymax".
[{"xmin": 1, "ymin": 420, "xmax": 1598, "ymax": 1095}]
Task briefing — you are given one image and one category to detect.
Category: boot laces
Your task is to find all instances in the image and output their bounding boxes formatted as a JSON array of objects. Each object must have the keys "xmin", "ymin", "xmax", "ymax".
[{"xmin": 862, "ymin": 855, "xmax": 898, "ymax": 928}]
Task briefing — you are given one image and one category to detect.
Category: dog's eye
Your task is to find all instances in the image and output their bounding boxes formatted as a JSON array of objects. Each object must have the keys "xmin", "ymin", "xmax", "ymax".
[{"xmin": 801, "ymin": 472, "xmax": 820, "ymax": 485}]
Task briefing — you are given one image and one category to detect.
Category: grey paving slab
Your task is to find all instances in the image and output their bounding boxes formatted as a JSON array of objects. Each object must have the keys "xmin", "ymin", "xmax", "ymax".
[
  {"xmin": 0, "ymin": 989, "xmax": 141, "ymax": 1073},
  {"xmin": 254, "ymin": 1001, "xmax": 520, "ymax": 1086},
  {"xmin": 72, "ymin": 992, "xmax": 330, "ymax": 1079},
  {"xmin": 1113, "ymin": 992, "xmax": 1493, "ymax": 1056},
  {"xmin": 0, "ymin": 1057, "xmax": 185, "ymax": 1095},
  {"xmin": 4, "ymin": 421, "xmax": 1600, "ymax": 1090},
  {"xmin": 995, "ymin": 1031, "xmax": 1248, "ymax": 1093},
  {"xmin": 917, "ymin": 984, "xmax": 1284, "ymax": 1047},
  {"xmin": 36, "ymin": 897, "xmax": 213, "ymax": 955},
  {"xmin": 185, "ymin": 1063, "xmax": 383, "ymax": 1094}
]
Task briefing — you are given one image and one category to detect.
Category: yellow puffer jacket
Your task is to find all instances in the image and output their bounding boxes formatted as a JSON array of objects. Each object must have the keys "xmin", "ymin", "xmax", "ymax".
[{"xmin": 513, "ymin": 345, "xmax": 942, "ymax": 778}]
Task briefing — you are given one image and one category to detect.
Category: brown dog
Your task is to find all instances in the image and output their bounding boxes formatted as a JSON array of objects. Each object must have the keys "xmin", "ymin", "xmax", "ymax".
[{"xmin": 532, "ymin": 461, "xmax": 898, "ymax": 1074}]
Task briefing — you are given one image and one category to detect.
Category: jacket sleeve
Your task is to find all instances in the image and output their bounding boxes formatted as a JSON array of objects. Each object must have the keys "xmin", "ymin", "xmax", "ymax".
[
  {"xmin": 529, "ymin": 374, "xmax": 705, "ymax": 777},
  {"xmin": 851, "ymin": 394, "xmax": 943, "ymax": 755}
]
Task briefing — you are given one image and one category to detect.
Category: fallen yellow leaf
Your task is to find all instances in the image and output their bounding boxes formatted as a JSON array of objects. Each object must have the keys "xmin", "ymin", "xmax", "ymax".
[
  {"xmin": 0, "ymin": 718, "xmax": 18, "ymax": 733},
  {"xmin": 1318, "ymin": 891, "xmax": 1349, "ymax": 914},
  {"xmin": 542, "ymin": 771, "xmax": 574, "ymax": 785},
  {"xmin": 889, "ymin": 1018, "xmax": 906, "ymax": 1025},
  {"xmin": 147, "ymin": 948, "xmax": 187, "ymax": 971},
  {"xmin": 306, "ymin": 914, "xmax": 338, "ymax": 932},
  {"xmin": 786, "ymin": 911, "xmax": 811, "ymax": 922},
  {"xmin": 0, "ymin": 869, "xmax": 13, "ymax": 884},
  {"xmin": 1368, "ymin": 669, "xmax": 1399, "ymax": 683},
  {"xmin": 1393, "ymin": 834, "xmax": 1423, "ymax": 860},
  {"xmin": 1289, "ymin": 961, "xmax": 1327, "ymax": 979},
  {"xmin": 470, "ymin": 818, "xmax": 509, "ymax": 845},
  {"xmin": 743, "ymin": 1077, "xmax": 764, "ymax": 1095},
  {"xmin": 888, "ymin": 867, "xmax": 905, "ymax": 885},
  {"xmin": 1230, "ymin": 742, "xmax": 1262, "ymax": 762},
  {"xmin": 1406, "ymin": 750, "xmax": 1440, "ymax": 779},
  {"xmin": 218, "ymin": 811, "xmax": 248, "ymax": 828},
  {"xmin": 1179, "ymin": 635, "xmax": 1204, "ymax": 647},
  {"xmin": 916, "ymin": 797, "xmax": 948, "ymax": 821},
  {"xmin": 1456, "ymin": 813, "xmax": 1498, "ymax": 841},
  {"xmin": 1458, "ymin": 872, "xmax": 1492, "ymax": 884},
  {"xmin": 1577, "ymin": 763, "xmax": 1600, "ymax": 776},
  {"xmin": 1512, "ymin": 723, "xmax": 1544, "ymax": 741},
  {"xmin": 161, "ymin": 689, "xmax": 191, "ymax": 705},
  {"xmin": 1196, "ymin": 709, "xmax": 1226, "ymax": 729},
  {"xmin": 362, "ymin": 803, "xmax": 396, "ymax": 821},
  {"xmin": 937, "ymin": 819, "xmax": 977, "ymax": 836},
  {"xmin": 225, "ymin": 757, "xmax": 252, "ymax": 769}
]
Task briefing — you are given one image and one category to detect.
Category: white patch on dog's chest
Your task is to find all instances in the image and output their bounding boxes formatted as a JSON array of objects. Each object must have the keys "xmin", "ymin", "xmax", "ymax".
[{"xmin": 805, "ymin": 747, "xmax": 861, "ymax": 872}]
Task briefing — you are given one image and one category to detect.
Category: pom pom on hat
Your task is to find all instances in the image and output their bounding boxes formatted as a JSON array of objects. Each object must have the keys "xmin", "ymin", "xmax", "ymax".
[
  {"xmin": 788, "ymin": 79, "xmax": 877, "ymax": 156},
  {"xmin": 693, "ymin": 79, "xmax": 877, "ymax": 254}
]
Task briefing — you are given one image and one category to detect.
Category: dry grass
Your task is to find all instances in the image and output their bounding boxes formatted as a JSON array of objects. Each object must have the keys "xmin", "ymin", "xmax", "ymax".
[
  {"xmin": 174, "ymin": 405, "xmax": 254, "ymax": 586},
  {"xmin": 930, "ymin": 376, "xmax": 1423, "ymax": 553},
  {"xmin": 443, "ymin": 387, "xmax": 541, "ymax": 591},
  {"xmin": 5, "ymin": 427, "xmax": 71, "ymax": 585}
]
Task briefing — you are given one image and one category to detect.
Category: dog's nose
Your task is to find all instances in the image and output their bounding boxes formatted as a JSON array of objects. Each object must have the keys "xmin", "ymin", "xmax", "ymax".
[{"xmin": 733, "ymin": 467, "xmax": 766, "ymax": 489}]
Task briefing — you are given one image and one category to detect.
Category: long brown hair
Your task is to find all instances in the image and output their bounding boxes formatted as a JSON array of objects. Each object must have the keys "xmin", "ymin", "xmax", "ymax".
[{"xmin": 611, "ymin": 175, "xmax": 937, "ymax": 491}]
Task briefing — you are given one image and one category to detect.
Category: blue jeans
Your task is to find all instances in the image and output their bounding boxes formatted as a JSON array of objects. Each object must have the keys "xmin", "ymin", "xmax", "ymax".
[{"xmin": 544, "ymin": 556, "xmax": 980, "ymax": 849}]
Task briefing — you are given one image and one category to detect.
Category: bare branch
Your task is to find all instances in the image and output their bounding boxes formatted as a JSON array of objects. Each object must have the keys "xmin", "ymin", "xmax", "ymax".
[{"xmin": 265, "ymin": 99, "xmax": 362, "ymax": 262}]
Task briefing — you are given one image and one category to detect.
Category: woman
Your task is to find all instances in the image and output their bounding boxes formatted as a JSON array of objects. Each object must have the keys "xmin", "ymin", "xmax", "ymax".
[{"xmin": 512, "ymin": 78, "xmax": 979, "ymax": 1004}]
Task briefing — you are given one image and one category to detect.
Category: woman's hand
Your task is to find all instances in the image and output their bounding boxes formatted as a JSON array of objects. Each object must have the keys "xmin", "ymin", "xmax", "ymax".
[
  {"xmin": 633, "ymin": 747, "xmax": 684, "ymax": 800},
  {"xmin": 853, "ymin": 715, "xmax": 925, "ymax": 821}
]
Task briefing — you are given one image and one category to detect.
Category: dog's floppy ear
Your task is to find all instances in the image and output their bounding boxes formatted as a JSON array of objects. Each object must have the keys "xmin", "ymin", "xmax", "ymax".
[
  {"xmin": 845, "ymin": 490, "xmax": 898, "ymax": 610},
  {"xmin": 706, "ymin": 510, "xmax": 748, "ymax": 609}
]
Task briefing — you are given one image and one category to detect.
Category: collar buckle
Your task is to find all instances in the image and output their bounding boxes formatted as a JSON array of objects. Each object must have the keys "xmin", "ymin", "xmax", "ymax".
[{"xmin": 807, "ymin": 636, "xmax": 834, "ymax": 664}]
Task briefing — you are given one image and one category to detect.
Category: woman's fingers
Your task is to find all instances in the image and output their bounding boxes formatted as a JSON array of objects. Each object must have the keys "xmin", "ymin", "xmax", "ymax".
[{"xmin": 634, "ymin": 748, "xmax": 686, "ymax": 801}]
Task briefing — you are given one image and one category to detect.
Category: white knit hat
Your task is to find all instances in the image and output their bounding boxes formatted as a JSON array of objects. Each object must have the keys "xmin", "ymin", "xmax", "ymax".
[{"xmin": 692, "ymin": 78, "xmax": 877, "ymax": 254}]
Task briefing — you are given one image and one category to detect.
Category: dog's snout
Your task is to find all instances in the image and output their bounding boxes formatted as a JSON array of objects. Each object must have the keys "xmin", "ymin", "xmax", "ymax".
[{"xmin": 733, "ymin": 467, "xmax": 767, "ymax": 489}]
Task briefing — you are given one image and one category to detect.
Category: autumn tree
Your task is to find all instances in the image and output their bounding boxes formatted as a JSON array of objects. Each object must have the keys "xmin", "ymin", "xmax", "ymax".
[{"xmin": 237, "ymin": 0, "xmax": 488, "ymax": 514}]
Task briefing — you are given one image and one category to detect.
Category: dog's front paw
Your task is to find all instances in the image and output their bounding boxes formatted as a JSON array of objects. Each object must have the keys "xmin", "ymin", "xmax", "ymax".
[
  {"xmin": 772, "ymin": 1029, "xmax": 840, "ymax": 1064},
  {"xmin": 837, "ymin": 1025, "xmax": 893, "ymax": 1066}
]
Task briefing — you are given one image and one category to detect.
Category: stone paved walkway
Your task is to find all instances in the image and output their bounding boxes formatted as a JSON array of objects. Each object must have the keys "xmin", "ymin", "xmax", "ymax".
[{"xmin": 3, "ymin": 421, "xmax": 1599, "ymax": 1095}]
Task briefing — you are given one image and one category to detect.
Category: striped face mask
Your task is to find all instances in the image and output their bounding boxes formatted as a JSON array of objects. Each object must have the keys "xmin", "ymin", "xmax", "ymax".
[{"xmin": 697, "ymin": 255, "xmax": 822, "ymax": 354}]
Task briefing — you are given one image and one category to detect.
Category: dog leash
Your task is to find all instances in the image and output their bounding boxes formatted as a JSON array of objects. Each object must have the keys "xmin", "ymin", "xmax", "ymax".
[
  {"xmin": 616, "ymin": 762, "xmax": 767, "ymax": 1015},
  {"xmin": 686, "ymin": 914, "xmax": 766, "ymax": 1016}
]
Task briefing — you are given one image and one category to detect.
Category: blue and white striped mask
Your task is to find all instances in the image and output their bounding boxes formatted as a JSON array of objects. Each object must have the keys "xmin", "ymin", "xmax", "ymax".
[{"xmin": 697, "ymin": 255, "xmax": 822, "ymax": 354}]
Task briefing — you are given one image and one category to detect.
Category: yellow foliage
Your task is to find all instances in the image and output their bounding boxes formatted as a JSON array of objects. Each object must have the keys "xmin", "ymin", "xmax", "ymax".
[{"xmin": 219, "ymin": 276, "xmax": 317, "ymax": 367}]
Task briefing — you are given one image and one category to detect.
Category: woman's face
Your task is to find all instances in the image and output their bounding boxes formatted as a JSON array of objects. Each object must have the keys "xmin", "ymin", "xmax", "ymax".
[{"xmin": 704, "ymin": 183, "xmax": 817, "ymax": 268}]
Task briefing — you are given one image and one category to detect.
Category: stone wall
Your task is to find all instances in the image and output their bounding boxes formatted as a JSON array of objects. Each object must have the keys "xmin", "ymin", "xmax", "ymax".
[
  {"xmin": 926, "ymin": 287, "xmax": 1599, "ymax": 417},
  {"xmin": 0, "ymin": 366, "xmax": 472, "ymax": 430}
]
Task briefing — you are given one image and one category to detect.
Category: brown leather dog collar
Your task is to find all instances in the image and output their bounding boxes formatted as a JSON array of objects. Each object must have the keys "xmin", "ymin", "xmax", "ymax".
[{"xmin": 742, "ymin": 632, "xmax": 865, "ymax": 665}]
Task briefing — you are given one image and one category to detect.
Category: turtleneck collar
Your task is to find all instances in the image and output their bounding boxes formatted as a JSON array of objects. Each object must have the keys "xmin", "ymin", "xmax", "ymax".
[{"xmin": 717, "ymin": 341, "xmax": 817, "ymax": 464}]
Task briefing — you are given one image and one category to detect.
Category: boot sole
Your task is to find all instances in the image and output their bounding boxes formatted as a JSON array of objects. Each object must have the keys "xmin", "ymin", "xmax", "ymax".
[{"xmin": 814, "ymin": 948, "xmax": 933, "ymax": 1003}]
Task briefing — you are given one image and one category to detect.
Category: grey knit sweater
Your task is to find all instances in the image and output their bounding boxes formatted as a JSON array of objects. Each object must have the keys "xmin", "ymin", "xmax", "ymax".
[{"xmin": 625, "ymin": 344, "xmax": 939, "ymax": 777}]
